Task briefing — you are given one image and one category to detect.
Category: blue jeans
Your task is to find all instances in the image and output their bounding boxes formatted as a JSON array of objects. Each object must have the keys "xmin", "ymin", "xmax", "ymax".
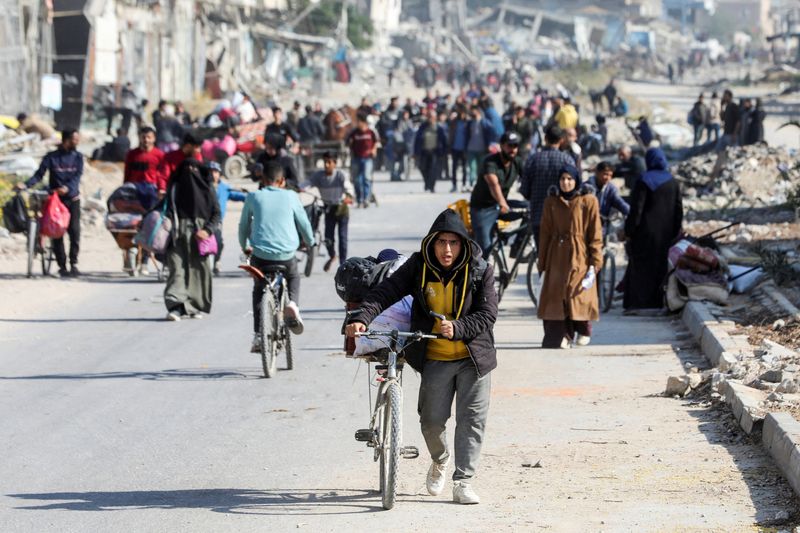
[
  {"xmin": 470, "ymin": 206, "xmax": 499, "ymax": 258},
  {"xmin": 352, "ymin": 157, "xmax": 373, "ymax": 204}
]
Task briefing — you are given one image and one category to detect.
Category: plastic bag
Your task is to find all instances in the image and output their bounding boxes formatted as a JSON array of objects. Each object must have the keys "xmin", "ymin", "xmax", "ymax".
[
  {"xmin": 354, "ymin": 296, "xmax": 413, "ymax": 356},
  {"xmin": 197, "ymin": 234, "xmax": 218, "ymax": 256},
  {"xmin": 40, "ymin": 193, "xmax": 70, "ymax": 238}
]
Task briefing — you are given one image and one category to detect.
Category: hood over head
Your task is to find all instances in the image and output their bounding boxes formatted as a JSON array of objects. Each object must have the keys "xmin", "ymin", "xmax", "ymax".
[
  {"xmin": 421, "ymin": 209, "xmax": 478, "ymax": 284},
  {"xmin": 642, "ymin": 147, "xmax": 673, "ymax": 191}
]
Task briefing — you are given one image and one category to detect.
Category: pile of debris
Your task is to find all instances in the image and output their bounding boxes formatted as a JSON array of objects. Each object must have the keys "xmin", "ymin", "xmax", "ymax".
[{"xmin": 675, "ymin": 144, "xmax": 800, "ymax": 216}]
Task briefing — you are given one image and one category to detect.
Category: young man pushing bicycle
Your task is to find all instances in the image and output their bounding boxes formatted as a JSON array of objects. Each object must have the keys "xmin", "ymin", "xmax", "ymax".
[{"xmin": 346, "ymin": 209, "xmax": 498, "ymax": 504}]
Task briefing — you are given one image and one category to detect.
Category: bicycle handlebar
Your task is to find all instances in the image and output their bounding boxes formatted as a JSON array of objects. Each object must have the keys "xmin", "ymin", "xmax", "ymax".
[{"xmin": 354, "ymin": 330, "xmax": 443, "ymax": 341}]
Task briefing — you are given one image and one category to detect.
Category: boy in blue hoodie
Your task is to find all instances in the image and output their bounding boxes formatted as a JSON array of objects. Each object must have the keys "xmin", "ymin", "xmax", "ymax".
[{"xmin": 209, "ymin": 161, "xmax": 247, "ymax": 275}]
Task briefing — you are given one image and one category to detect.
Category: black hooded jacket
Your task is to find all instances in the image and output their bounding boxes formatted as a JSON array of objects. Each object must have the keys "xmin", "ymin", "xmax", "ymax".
[{"xmin": 351, "ymin": 209, "xmax": 498, "ymax": 377}]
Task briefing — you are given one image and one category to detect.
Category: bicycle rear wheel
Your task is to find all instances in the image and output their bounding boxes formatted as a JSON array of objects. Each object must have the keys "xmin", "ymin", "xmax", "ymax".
[
  {"xmin": 525, "ymin": 252, "xmax": 539, "ymax": 311},
  {"xmin": 380, "ymin": 381, "xmax": 402, "ymax": 510},
  {"xmin": 599, "ymin": 252, "xmax": 616, "ymax": 313},
  {"xmin": 489, "ymin": 249, "xmax": 506, "ymax": 303},
  {"xmin": 26, "ymin": 219, "xmax": 37, "ymax": 278},
  {"xmin": 260, "ymin": 291, "xmax": 278, "ymax": 378}
]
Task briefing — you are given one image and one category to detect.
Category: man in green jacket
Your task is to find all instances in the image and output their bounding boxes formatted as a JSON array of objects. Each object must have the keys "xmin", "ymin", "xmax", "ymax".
[{"xmin": 239, "ymin": 161, "xmax": 315, "ymax": 352}]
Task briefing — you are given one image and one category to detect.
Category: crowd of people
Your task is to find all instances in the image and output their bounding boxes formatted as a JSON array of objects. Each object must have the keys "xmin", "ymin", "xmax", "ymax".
[{"xmin": 689, "ymin": 89, "xmax": 765, "ymax": 148}]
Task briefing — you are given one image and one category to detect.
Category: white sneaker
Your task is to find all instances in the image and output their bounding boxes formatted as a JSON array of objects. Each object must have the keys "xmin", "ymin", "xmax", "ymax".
[
  {"xmin": 139, "ymin": 266, "xmax": 149, "ymax": 276},
  {"xmin": 575, "ymin": 334, "xmax": 591, "ymax": 346},
  {"xmin": 250, "ymin": 333, "xmax": 262, "ymax": 353},
  {"xmin": 166, "ymin": 311, "xmax": 181, "ymax": 322},
  {"xmin": 453, "ymin": 481, "xmax": 480, "ymax": 504},
  {"xmin": 560, "ymin": 337, "xmax": 572, "ymax": 349},
  {"xmin": 284, "ymin": 301, "xmax": 304, "ymax": 335},
  {"xmin": 188, "ymin": 312, "xmax": 203, "ymax": 319},
  {"xmin": 426, "ymin": 460, "xmax": 448, "ymax": 496}
]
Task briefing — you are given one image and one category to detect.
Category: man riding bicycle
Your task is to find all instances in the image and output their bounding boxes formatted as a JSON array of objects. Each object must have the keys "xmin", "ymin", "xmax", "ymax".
[
  {"xmin": 345, "ymin": 209, "xmax": 498, "ymax": 505},
  {"xmin": 239, "ymin": 161, "xmax": 315, "ymax": 352},
  {"xmin": 469, "ymin": 131, "xmax": 523, "ymax": 257}
]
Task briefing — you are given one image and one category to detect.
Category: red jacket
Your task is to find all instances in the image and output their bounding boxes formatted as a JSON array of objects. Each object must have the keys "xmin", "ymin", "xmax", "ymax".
[
  {"xmin": 124, "ymin": 147, "xmax": 167, "ymax": 191},
  {"xmin": 159, "ymin": 150, "xmax": 203, "ymax": 188}
]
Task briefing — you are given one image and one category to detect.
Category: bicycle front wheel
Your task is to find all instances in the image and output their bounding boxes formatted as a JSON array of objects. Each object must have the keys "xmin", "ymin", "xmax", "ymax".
[
  {"xmin": 380, "ymin": 381, "xmax": 402, "ymax": 510},
  {"xmin": 260, "ymin": 291, "xmax": 278, "ymax": 378},
  {"xmin": 26, "ymin": 219, "xmax": 37, "ymax": 278},
  {"xmin": 600, "ymin": 252, "xmax": 617, "ymax": 313},
  {"xmin": 525, "ymin": 252, "xmax": 539, "ymax": 311},
  {"xmin": 303, "ymin": 244, "xmax": 317, "ymax": 277},
  {"xmin": 282, "ymin": 290, "xmax": 294, "ymax": 370}
]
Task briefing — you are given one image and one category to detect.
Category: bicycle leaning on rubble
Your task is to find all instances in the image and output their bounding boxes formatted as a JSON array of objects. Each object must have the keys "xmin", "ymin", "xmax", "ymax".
[{"xmin": 345, "ymin": 310, "xmax": 443, "ymax": 510}]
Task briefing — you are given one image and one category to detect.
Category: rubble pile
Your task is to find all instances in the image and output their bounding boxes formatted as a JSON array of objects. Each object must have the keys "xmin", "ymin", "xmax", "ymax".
[{"xmin": 675, "ymin": 145, "xmax": 800, "ymax": 215}]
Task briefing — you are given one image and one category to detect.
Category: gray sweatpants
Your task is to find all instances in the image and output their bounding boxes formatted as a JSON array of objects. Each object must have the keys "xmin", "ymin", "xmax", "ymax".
[{"xmin": 418, "ymin": 358, "xmax": 491, "ymax": 481}]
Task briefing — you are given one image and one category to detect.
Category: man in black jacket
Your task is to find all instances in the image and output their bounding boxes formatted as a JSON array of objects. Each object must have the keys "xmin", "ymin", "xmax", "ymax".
[{"xmin": 346, "ymin": 209, "xmax": 498, "ymax": 505}]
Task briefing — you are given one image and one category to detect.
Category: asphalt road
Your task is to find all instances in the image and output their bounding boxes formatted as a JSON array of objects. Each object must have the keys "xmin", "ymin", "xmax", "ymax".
[{"xmin": 0, "ymin": 172, "xmax": 797, "ymax": 532}]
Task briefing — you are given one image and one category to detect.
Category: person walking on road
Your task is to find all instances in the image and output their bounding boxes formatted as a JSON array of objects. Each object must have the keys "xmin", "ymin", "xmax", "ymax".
[
  {"xmin": 345, "ymin": 208, "xmax": 498, "ymax": 505},
  {"xmin": 163, "ymin": 158, "xmax": 221, "ymax": 321},
  {"xmin": 415, "ymin": 112, "xmax": 448, "ymax": 193},
  {"xmin": 588, "ymin": 161, "xmax": 629, "ymax": 219},
  {"xmin": 17, "ymin": 129, "xmax": 84, "ymax": 277},
  {"xmin": 347, "ymin": 115, "xmax": 380, "ymax": 208},
  {"xmin": 469, "ymin": 131, "xmax": 523, "ymax": 257},
  {"xmin": 209, "ymin": 161, "xmax": 246, "ymax": 276},
  {"xmin": 520, "ymin": 125, "xmax": 574, "ymax": 248},
  {"xmin": 465, "ymin": 106, "xmax": 493, "ymax": 192},
  {"xmin": 623, "ymin": 148, "xmax": 683, "ymax": 311},
  {"xmin": 303, "ymin": 151, "xmax": 354, "ymax": 272},
  {"xmin": 239, "ymin": 162, "xmax": 315, "ymax": 352},
  {"xmin": 537, "ymin": 165, "xmax": 602, "ymax": 349}
]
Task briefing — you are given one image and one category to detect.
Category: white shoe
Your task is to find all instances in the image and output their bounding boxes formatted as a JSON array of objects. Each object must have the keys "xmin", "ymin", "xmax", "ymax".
[
  {"xmin": 166, "ymin": 311, "xmax": 181, "ymax": 322},
  {"xmin": 453, "ymin": 481, "xmax": 480, "ymax": 504},
  {"xmin": 575, "ymin": 334, "xmax": 591, "ymax": 346},
  {"xmin": 189, "ymin": 312, "xmax": 203, "ymax": 319},
  {"xmin": 426, "ymin": 460, "xmax": 448, "ymax": 496},
  {"xmin": 139, "ymin": 266, "xmax": 149, "ymax": 276},
  {"xmin": 560, "ymin": 337, "xmax": 572, "ymax": 349},
  {"xmin": 284, "ymin": 301, "xmax": 304, "ymax": 335},
  {"xmin": 250, "ymin": 333, "xmax": 262, "ymax": 353}
]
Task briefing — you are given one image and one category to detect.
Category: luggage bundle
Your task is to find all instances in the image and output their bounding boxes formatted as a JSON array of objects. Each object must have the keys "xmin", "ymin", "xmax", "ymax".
[{"xmin": 2, "ymin": 194, "xmax": 29, "ymax": 234}]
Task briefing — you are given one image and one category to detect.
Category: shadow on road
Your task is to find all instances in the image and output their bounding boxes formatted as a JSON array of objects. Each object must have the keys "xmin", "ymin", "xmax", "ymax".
[
  {"xmin": 7, "ymin": 488, "xmax": 385, "ymax": 515},
  {"xmin": 0, "ymin": 317, "xmax": 163, "ymax": 323},
  {"xmin": 0, "ymin": 367, "xmax": 260, "ymax": 381}
]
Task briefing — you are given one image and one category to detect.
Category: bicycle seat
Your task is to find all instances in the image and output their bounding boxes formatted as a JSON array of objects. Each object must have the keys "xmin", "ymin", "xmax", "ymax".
[
  {"xmin": 507, "ymin": 199, "xmax": 529, "ymax": 210},
  {"xmin": 498, "ymin": 211, "xmax": 525, "ymax": 222},
  {"xmin": 261, "ymin": 265, "xmax": 287, "ymax": 274}
]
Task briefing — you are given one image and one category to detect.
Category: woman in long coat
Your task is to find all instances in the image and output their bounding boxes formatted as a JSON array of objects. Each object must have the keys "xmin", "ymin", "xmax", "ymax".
[
  {"xmin": 623, "ymin": 148, "xmax": 682, "ymax": 310},
  {"xmin": 537, "ymin": 165, "xmax": 603, "ymax": 349},
  {"xmin": 164, "ymin": 158, "xmax": 221, "ymax": 320}
]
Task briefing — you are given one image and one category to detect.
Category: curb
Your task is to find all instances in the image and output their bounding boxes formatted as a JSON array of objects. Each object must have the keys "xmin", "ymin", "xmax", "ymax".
[{"xmin": 682, "ymin": 299, "xmax": 800, "ymax": 499}]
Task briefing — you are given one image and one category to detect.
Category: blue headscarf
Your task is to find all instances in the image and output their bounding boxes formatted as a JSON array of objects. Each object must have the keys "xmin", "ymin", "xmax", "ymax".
[
  {"xmin": 558, "ymin": 164, "xmax": 582, "ymax": 200},
  {"xmin": 641, "ymin": 148, "xmax": 673, "ymax": 191}
]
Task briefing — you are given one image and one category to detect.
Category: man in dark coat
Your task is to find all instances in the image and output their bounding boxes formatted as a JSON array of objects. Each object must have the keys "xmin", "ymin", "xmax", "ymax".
[
  {"xmin": 623, "ymin": 148, "xmax": 683, "ymax": 310},
  {"xmin": 346, "ymin": 209, "xmax": 498, "ymax": 505}
]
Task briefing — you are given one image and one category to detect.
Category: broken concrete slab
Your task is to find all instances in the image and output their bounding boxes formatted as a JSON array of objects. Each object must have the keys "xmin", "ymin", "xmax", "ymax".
[
  {"xmin": 723, "ymin": 381, "xmax": 768, "ymax": 434},
  {"xmin": 763, "ymin": 412, "xmax": 800, "ymax": 498}
]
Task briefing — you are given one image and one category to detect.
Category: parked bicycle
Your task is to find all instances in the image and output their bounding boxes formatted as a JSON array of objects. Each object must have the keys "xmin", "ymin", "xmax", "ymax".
[
  {"xmin": 23, "ymin": 190, "xmax": 56, "ymax": 278},
  {"xmin": 485, "ymin": 199, "xmax": 538, "ymax": 307},
  {"xmin": 345, "ymin": 313, "xmax": 441, "ymax": 510},
  {"xmin": 240, "ymin": 261, "xmax": 293, "ymax": 378},
  {"xmin": 597, "ymin": 216, "xmax": 618, "ymax": 314}
]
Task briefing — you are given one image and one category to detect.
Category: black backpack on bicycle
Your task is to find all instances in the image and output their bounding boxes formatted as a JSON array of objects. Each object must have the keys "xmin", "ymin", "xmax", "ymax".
[{"xmin": 3, "ymin": 194, "xmax": 29, "ymax": 234}]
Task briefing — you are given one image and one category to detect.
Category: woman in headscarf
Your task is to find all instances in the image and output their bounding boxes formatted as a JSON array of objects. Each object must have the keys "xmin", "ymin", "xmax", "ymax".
[
  {"xmin": 537, "ymin": 165, "xmax": 603, "ymax": 349},
  {"xmin": 163, "ymin": 158, "xmax": 221, "ymax": 321},
  {"xmin": 623, "ymin": 147, "xmax": 682, "ymax": 310}
]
